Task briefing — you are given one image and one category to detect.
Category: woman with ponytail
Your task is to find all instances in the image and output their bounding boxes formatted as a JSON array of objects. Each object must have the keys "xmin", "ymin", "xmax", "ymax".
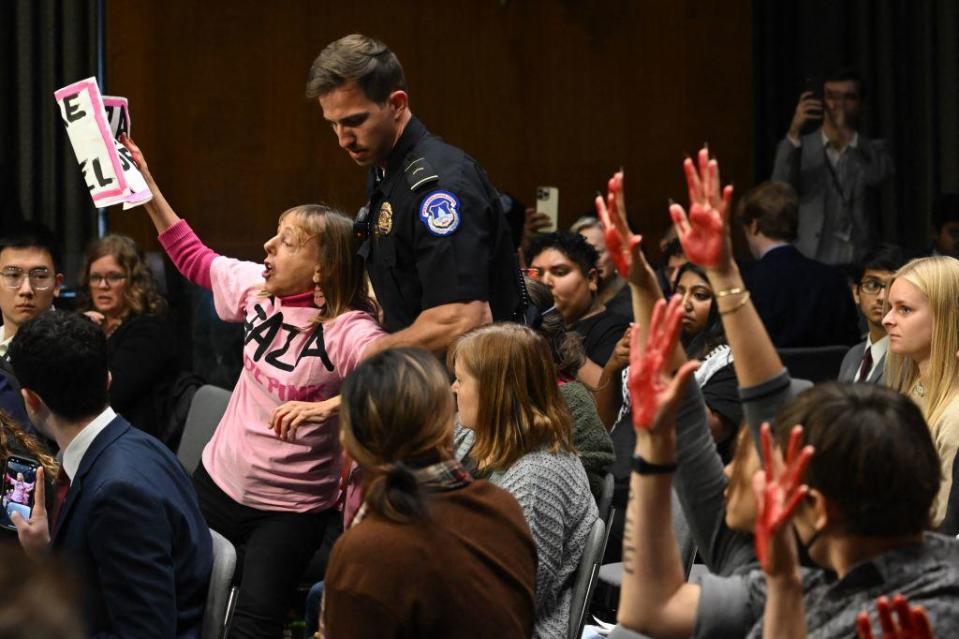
[{"xmin": 317, "ymin": 348, "xmax": 536, "ymax": 639}]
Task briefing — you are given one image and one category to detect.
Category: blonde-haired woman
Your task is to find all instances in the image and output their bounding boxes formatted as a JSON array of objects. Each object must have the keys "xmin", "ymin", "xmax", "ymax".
[
  {"xmin": 121, "ymin": 134, "xmax": 385, "ymax": 639},
  {"xmin": 79, "ymin": 234, "xmax": 177, "ymax": 444},
  {"xmin": 449, "ymin": 323, "xmax": 598, "ymax": 639},
  {"xmin": 884, "ymin": 255, "xmax": 959, "ymax": 525},
  {"xmin": 318, "ymin": 348, "xmax": 536, "ymax": 638}
]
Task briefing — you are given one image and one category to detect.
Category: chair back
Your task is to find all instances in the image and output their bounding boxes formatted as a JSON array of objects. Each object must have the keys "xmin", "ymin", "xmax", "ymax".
[
  {"xmin": 203, "ymin": 529, "xmax": 238, "ymax": 639},
  {"xmin": 568, "ymin": 517, "xmax": 607, "ymax": 639},
  {"xmin": 178, "ymin": 385, "xmax": 231, "ymax": 473},
  {"xmin": 777, "ymin": 345, "xmax": 850, "ymax": 383},
  {"xmin": 598, "ymin": 472, "xmax": 615, "ymax": 525}
]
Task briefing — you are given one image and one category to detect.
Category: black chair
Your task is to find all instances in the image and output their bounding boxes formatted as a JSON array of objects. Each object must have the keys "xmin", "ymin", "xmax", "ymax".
[{"xmin": 777, "ymin": 345, "xmax": 850, "ymax": 383}]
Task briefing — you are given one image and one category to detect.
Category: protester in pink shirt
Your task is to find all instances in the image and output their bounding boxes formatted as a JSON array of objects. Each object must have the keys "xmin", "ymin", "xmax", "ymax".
[{"xmin": 121, "ymin": 135, "xmax": 385, "ymax": 639}]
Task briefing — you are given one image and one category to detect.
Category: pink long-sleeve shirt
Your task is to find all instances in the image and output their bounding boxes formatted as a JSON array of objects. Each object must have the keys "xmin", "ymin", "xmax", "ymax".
[{"xmin": 159, "ymin": 221, "xmax": 385, "ymax": 512}]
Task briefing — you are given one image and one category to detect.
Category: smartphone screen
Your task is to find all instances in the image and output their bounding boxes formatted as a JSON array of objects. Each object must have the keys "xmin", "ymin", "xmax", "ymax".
[
  {"xmin": 535, "ymin": 186, "xmax": 559, "ymax": 233},
  {"xmin": 1, "ymin": 456, "xmax": 41, "ymax": 530}
]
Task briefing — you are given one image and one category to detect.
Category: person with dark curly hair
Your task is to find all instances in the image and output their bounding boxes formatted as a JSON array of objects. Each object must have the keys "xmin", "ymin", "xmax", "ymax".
[{"xmin": 78, "ymin": 234, "xmax": 179, "ymax": 444}]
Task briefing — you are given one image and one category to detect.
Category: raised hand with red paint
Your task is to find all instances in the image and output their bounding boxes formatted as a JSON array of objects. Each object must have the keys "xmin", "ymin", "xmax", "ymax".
[
  {"xmin": 752, "ymin": 422, "xmax": 814, "ymax": 572},
  {"xmin": 669, "ymin": 147, "xmax": 734, "ymax": 269},
  {"xmin": 627, "ymin": 295, "xmax": 699, "ymax": 430},
  {"xmin": 595, "ymin": 170, "xmax": 646, "ymax": 283},
  {"xmin": 857, "ymin": 594, "xmax": 935, "ymax": 639}
]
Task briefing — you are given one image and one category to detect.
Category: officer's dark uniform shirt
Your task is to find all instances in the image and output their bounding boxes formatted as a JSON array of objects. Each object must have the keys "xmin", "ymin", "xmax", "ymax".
[{"xmin": 357, "ymin": 116, "xmax": 522, "ymax": 333}]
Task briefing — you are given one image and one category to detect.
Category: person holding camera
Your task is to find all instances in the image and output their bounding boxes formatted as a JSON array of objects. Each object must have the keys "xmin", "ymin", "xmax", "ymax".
[{"xmin": 771, "ymin": 68, "xmax": 894, "ymax": 267}]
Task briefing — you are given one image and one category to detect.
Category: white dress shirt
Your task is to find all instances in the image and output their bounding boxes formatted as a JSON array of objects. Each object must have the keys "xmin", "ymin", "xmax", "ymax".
[{"xmin": 61, "ymin": 406, "xmax": 117, "ymax": 482}]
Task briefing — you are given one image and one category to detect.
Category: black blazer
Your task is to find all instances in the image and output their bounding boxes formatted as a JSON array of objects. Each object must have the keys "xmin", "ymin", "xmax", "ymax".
[
  {"xmin": 53, "ymin": 415, "xmax": 212, "ymax": 638},
  {"xmin": 743, "ymin": 245, "xmax": 861, "ymax": 348}
]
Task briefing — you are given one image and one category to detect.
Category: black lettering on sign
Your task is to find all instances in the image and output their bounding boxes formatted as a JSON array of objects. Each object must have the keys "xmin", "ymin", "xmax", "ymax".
[
  {"xmin": 63, "ymin": 93, "xmax": 86, "ymax": 123},
  {"xmin": 90, "ymin": 158, "xmax": 114, "ymax": 187},
  {"xmin": 117, "ymin": 145, "xmax": 133, "ymax": 171}
]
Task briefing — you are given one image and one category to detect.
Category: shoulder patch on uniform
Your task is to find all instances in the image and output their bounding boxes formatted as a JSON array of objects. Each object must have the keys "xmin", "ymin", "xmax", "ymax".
[{"xmin": 418, "ymin": 190, "xmax": 461, "ymax": 237}]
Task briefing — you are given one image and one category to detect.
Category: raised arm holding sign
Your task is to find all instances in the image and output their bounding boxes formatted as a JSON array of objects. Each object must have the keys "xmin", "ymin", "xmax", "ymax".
[{"xmin": 54, "ymin": 78, "xmax": 151, "ymax": 209}]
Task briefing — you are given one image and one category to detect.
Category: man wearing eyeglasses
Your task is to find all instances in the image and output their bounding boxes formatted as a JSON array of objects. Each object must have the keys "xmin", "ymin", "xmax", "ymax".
[
  {"xmin": 0, "ymin": 223, "xmax": 63, "ymax": 437},
  {"xmin": 772, "ymin": 67, "xmax": 894, "ymax": 267},
  {"xmin": 838, "ymin": 245, "xmax": 906, "ymax": 384}
]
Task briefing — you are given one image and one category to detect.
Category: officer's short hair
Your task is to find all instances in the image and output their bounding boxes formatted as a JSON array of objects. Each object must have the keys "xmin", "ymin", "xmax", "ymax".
[
  {"xmin": 305, "ymin": 34, "xmax": 407, "ymax": 104},
  {"xmin": 527, "ymin": 232, "xmax": 600, "ymax": 276},
  {"xmin": 735, "ymin": 181, "xmax": 799, "ymax": 242}
]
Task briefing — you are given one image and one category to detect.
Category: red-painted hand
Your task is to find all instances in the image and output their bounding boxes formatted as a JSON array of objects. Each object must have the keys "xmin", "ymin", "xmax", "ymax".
[
  {"xmin": 627, "ymin": 295, "xmax": 697, "ymax": 430},
  {"xmin": 669, "ymin": 147, "xmax": 734, "ymax": 268},
  {"xmin": 595, "ymin": 170, "xmax": 643, "ymax": 281},
  {"xmin": 857, "ymin": 594, "xmax": 935, "ymax": 639},
  {"xmin": 753, "ymin": 423, "xmax": 814, "ymax": 571}
]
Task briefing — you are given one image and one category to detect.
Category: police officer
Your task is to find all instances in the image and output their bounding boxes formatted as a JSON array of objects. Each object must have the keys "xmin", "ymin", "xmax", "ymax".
[{"xmin": 306, "ymin": 34, "xmax": 523, "ymax": 351}]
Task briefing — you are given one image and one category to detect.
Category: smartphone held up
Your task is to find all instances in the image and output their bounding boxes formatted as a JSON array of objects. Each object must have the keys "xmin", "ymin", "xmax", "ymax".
[
  {"xmin": 1, "ymin": 455, "xmax": 41, "ymax": 530},
  {"xmin": 535, "ymin": 186, "xmax": 559, "ymax": 233}
]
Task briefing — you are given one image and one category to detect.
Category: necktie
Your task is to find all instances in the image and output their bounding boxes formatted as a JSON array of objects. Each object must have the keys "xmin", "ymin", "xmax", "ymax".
[
  {"xmin": 50, "ymin": 467, "xmax": 71, "ymax": 527},
  {"xmin": 856, "ymin": 346, "xmax": 874, "ymax": 382}
]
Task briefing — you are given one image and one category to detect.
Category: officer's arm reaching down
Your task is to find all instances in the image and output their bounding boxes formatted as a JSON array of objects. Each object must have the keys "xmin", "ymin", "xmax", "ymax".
[{"xmin": 365, "ymin": 300, "xmax": 492, "ymax": 355}]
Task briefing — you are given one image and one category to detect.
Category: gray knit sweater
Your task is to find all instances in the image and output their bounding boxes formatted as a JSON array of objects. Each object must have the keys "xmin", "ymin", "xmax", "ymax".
[{"xmin": 454, "ymin": 425, "xmax": 598, "ymax": 639}]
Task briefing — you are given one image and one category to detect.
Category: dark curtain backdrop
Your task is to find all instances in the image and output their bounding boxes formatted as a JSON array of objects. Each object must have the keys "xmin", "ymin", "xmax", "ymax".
[
  {"xmin": 753, "ymin": 0, "xmax": 959, "ymax": 253},
  {"xmin": 0, "ymin": 0, "xmax": 99, "ymax": 282}
]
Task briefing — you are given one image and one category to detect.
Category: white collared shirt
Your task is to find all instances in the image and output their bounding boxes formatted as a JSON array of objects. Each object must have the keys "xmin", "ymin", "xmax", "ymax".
[
  {"xmin": 787, "ymin": 129, "xmax": 860, "ymax": 167},
  {"xmin": 854, "ymin": 334, "xmax": 889, "ymax": 382},
  {"xmin": 0, "ymin": 325, "xmax": 13, "ymax": 360},
  {"xmin": 61, "ymin": 406, "xmax": 117, "ymax": 482},
  {"xmin": 821, "ymin": 129, "xmax": 859, "ymax": 167}
]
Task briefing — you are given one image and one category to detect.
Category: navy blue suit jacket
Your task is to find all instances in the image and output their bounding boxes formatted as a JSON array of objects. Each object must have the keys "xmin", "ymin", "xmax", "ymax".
[
  {"xmin": 53, "ymin": 415, "xmax": 212, "ymax": 638},
  {"xmin": 743, "ymin": 245, "xmax": 861, "ymax": 348}
]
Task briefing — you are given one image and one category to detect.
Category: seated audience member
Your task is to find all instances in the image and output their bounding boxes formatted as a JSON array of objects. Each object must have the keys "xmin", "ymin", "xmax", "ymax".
[
  {"xmin": 123, "ymin": 134, "xmax": 385, "ymax": 638},
  {"xmin": 883, "ymin": 256, "xmax": 959, "ymax": 526},
  {"xmin": 525, "ymin": 278, "xmax": 615, "ymax": 501},
  {"xmin": 837, "ymin": 245, "xmax": 905, "ymax": 383},
  {"xmin": 78, "ymin": 234, "xmax": 180, "ymax": 446},
  {"xmin": 319, "ymin": 348, "xmax": 536, "ymax": 638},
  {"xmin": 0, "ymin": 545, "xmax": 84, "ymax": 639},
  {"xmin": 612, "ymin": 147, "xmax": 959, "ymax": 639},
  {"xmin": 930, "ymin": 193, "xmax": 959, "ymax": 258},
  {"xmin": 738, "ymin": 181, "xmax": 860, "ymax": 347},
  {"xmin": 655, "ymin": 231, "xmax": 688, "ymax": 295},
  {"xmin": 7, "ymin": 311, "xmax": 212, "ymax": 638},
  {"xmin": 672, "ymin": 262, "xmax": 743, "ymax": 461},
  {"xmin": 0, "ymin": 223, "xmax": 63, "ymax": 438},
  {"xmin": 450, "ymin": 323, "xmax": 598, "ymax": 639},
  {"xmin": 526, "ymin": 231, "xmax": 630, "ymax": 386},
  {"xmin": 572, "ymin": 215, "xmax": 633, "ymax": 318}
]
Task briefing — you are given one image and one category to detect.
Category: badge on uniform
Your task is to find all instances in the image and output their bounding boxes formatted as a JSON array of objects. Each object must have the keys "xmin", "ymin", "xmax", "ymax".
[
  {"xmin": 418, "ymin": 190, "xmax": 461, "ymax": 237},
  {"xmin": 376, "ymin": 201, "xmax": 393, "ymax": 236}
]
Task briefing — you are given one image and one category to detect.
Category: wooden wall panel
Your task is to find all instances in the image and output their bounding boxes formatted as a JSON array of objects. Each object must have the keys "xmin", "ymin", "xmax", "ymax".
[{"xmin": 106, "ymin": 0, "xmax": 753, "ymax": 262}]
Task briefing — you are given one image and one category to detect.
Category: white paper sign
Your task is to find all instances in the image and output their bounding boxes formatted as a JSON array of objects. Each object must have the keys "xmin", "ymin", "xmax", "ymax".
[{"xmin": 54, "ymin": 78, "xmax": 152, "ymax": 209}]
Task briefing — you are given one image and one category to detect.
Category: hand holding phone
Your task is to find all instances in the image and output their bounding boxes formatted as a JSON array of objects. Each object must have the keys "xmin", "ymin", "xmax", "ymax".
[
  {"xmin": 2, "ymin": 455, "xmax": 41, "ymax": 529},
  {"xmin": 535, "ymin": 186, "xmax": 559, "ymax": 233},
  {"xmin": 788, "ymin": 79, "xmax": 824, "ymax": 140},
  {"xmin": 3, "ymin": 460, "xmax": 51, "ymax": 559}
]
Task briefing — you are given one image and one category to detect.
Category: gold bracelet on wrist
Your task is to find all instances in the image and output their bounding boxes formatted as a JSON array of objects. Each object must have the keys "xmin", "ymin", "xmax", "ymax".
[
  {"xmin": 715, "ymin": 287, "xmax": 746, "ymax": 298},
  {"xmin": 718, "ymin": 291, "xmax": 751, "ymax": 315}
]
